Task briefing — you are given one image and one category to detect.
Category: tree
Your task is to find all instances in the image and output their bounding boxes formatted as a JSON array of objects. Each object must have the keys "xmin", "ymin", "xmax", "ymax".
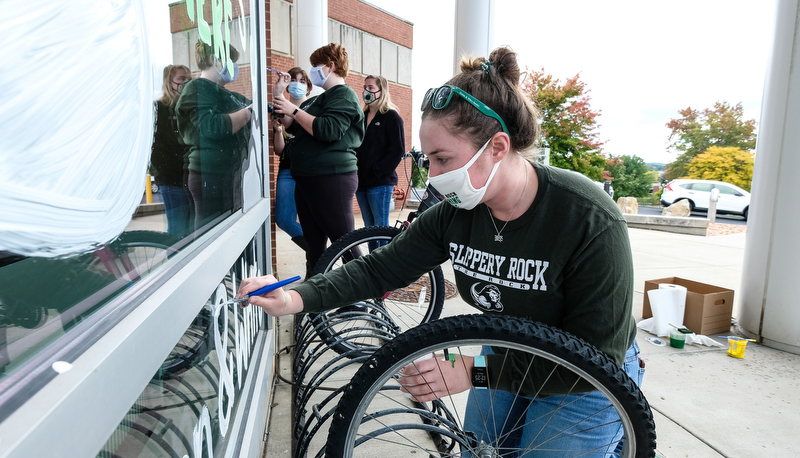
[
  {"xmin": 522, "ymin": 69, "xmax": 607, "ymax": 180},
  {"xmin": 685, "ymin": 146, "xmax": 755, "ymax": 191},
  {"xmin": 604, "ymin": 155, "xmax": 654, "ymax": 198},
  {"xmin": 664, "ymin": 101, "xmax": 757, "ymax": 180}
]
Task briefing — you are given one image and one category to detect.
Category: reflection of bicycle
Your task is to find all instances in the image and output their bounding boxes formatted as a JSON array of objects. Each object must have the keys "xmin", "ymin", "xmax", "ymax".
[
  {"xmin": 325, "ymin": 314, "xmax": 657, "ymax": 457},
  {"xmin": 90, "ymin": 230, "xmax": 180, "ymax": 282},
  {"xmin": 307, "ymin": 149, "xmax": 448, "ymax": 355},
  {"xmin": 0, "ymin": 231, "xmax": 180, "ymax": 329}
]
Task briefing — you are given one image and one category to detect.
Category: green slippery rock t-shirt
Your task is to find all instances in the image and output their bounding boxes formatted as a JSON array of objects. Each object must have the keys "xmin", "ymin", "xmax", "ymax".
[{"xmin": 294, "ymin": 162, "xmax": 637, "ymax": 396}]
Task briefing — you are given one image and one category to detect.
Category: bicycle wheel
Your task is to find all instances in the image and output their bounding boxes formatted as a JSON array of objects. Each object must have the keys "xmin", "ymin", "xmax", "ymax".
[
  {"xmin": 100, "ymin": 230, "xmax": 181, "ymax": 281},
  {"xmin": 309, "ymin": 226, "xmax": 445, "ymax": 355},
  {"xmin": 326, "ymin": 314, "xmax": 656, "ymax": 457}
]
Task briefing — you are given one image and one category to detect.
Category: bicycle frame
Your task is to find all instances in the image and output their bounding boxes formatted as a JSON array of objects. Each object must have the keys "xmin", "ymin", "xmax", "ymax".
[{"xmin": 398, "ymin": 149, "xmax": 444, "ymax": 227}]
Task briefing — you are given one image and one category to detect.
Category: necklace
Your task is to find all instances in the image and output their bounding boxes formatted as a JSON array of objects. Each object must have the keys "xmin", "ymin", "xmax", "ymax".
[{"xmin": 487, "ymin": 167, "xmax": 529, "ymax": 242}]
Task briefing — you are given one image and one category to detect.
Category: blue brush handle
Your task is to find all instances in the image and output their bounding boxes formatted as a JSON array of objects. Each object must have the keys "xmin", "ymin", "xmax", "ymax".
[{"xmin": 246, "ymin": 275, "xmax": 301, "ymax": 298}]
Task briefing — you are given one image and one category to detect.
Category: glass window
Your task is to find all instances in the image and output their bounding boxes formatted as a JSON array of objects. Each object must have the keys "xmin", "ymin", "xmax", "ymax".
[
  {"xmin": 715, "ymin": 185, "xmax": 737, "ymax": 195},
  {"xmin": 689, "ymin": 183, "xmax": 713, "ymax": 192},
  {"xmin": 0, "ymin": 0, "xmax": 262, "ymax": 387},
  {"xmin": 97, "ymin": 239, "xmax": 265, "ymax": 458}
]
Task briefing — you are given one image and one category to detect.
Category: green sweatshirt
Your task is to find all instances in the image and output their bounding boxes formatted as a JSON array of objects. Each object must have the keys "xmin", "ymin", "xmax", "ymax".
[
  {"xmin": 289, "ymin": 84, "xmax": 365, "ymax": 177},
  {"xmin": 175, "ymin": 77, "xmax": 251, "ymax": 174},
  {"xmin": 294, "ymin": 162, "xmax": 637, "ymax": 396}
]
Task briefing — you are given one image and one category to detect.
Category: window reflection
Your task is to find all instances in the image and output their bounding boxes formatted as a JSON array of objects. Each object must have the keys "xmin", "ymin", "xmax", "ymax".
[
  {"xmin": 0, "ymin": 0, "xmax": 257, "ymax": 383},
  {"xmin": 151, "ymin": 64, "xmax": 194, "ymax": 237},
  {"xmin": 176, "ymin": 39, "xmax": 252, "ymax": 230},
  {"xmin": 0, "ymin": 231, "xmax": 180, "ymax": 376},
  {"xmin": 97, "ymin": 243, "xmax": 264, "ymax": 458}
]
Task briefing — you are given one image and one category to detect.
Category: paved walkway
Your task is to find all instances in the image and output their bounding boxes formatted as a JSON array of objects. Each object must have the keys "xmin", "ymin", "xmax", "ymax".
[{"xmin": 269, "ymin": 210, "xmax": 800, "ymax": 457}]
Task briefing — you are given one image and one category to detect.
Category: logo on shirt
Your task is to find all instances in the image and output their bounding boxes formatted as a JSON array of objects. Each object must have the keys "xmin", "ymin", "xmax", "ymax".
[
  {"xmin": 470, "ymin": 283, "xmax": 504, "ymax": 311},
  {"xmin": 448, "ymin": 242, "xmax": 549, "ymax": 292}
]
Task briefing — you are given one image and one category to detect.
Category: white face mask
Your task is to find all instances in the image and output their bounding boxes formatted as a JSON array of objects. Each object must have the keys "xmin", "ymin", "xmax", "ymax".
[
  {"xmin": 427, "ymin": 138, "xmax": 500, "ymax": 210},
  {"xmin": 309, "ymin": 65, "xmax": 329, "ymax": 87}
]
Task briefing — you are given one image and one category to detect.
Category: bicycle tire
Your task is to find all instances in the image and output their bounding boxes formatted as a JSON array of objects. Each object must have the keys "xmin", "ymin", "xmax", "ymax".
[
  {"xmin": 106, "ymin": 230, "xmax": 181, "ymax": 280},
  {"xmin": 107, "ymin": 231, "xmax": 206, "ymax": 379},
  {"xmin": 309, "ymin": 226, "xmax": 445, "ymax": 355},
  {"xmin": 326, "ymin": 314, "xmax": 656, "ymax": 457}
]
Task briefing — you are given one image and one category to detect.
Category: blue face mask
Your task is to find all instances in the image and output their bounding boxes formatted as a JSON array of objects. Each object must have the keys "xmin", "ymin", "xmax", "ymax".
[
  {"xmin": 218, "ymin": 61, "xmax": 239, "ymax": 84},
  {"xmin": 310, "ymin": 65, "xmax": 329, "ymax": 87},
  {"xmin": 288, "ymin": 81, "xmax": 307, "ymax": 99}
]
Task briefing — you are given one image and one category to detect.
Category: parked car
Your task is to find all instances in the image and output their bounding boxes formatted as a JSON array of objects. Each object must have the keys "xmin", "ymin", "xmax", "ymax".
[{"xmin": 660, "ymin": 179, "xmax": 750, "ymax": 220}]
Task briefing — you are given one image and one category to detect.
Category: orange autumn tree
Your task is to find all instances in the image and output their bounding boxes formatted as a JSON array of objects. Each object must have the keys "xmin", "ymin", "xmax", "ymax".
[{"xmin": 522, "ymin": 69, "xmax": 607, "ymax": 180}]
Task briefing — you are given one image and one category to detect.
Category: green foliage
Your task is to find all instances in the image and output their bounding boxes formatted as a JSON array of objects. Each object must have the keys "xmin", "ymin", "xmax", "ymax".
[
  {"xmin": 665, "ymin": 101, "xmax": 757, "ymax": 180},
  {"xmin": 604, "ymin": 155, "xmax": 654, "ymax": 198},
  {"xmin": 411, "ymin": 163, "xmax": 428, "ymax": 189},
  {"xmin": 522, "ymin": 69, "xmax": 606, "ymax": 180},
  {"xmin": 685, "ymin": 146, "xmax": 754, "ymax": 191}
]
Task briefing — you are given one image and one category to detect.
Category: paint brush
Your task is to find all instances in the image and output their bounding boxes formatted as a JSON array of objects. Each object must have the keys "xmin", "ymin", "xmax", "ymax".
[
  {"xmin": 233, "ymin": 275, "xmax": 301, "ymax": 307},
  {"xmin": 718, "ymin": 336, "xmax": 757, "ymax": 342}
]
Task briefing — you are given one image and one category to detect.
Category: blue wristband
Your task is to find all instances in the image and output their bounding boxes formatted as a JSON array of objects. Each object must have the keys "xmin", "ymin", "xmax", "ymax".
[{"xmin": 472, "ymin": 355, "xmax": 488, "ymax": 389}]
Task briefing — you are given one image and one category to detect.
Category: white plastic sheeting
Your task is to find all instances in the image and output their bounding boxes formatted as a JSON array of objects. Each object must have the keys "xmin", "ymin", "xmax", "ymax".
[{"xmin": 0, "ymin": 0, "xmax": 153, "ymax": 257}]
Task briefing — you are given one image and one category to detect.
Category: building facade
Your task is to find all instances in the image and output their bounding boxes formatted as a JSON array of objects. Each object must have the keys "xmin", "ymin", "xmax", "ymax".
[{"xmin": 0, "ymin": 1, "xmax": 412, "ymax": 457}]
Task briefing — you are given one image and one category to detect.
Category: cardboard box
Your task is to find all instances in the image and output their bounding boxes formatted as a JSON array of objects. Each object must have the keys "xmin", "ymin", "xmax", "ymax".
[{"xmin": 642, "ymin": 277, "xmax": 734, "ymax": 335}]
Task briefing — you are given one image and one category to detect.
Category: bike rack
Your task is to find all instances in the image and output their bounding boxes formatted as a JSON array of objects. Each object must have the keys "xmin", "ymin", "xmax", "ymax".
[{"xmin": 290, "ymin": 301, "xmax": 405, "ymax": 457}]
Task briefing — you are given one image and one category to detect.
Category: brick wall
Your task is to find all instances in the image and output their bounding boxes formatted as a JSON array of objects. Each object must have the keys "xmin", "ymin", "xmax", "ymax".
[{"xmin": 328, "ymin": 0, "xmax": 413, "ymax": 49}]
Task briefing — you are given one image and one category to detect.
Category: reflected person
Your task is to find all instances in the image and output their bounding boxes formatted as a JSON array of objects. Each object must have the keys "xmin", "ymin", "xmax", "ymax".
[
  {"xmin": 176, "ymin": 39, "xmax": 252, "ymax": 230},
  {"xmin": 151, "ymin": 64, "xmax": 193, "ymax": 237}
]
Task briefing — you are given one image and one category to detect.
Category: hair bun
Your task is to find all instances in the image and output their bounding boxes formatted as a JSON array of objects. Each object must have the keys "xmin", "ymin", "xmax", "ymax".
[
  {"xmin": 458, "ymin": 46, "xmax": 521, "ymax": 87},
  {"xmin": 488, "ymin": 46, "xmax": 521, "ymax": 87}
]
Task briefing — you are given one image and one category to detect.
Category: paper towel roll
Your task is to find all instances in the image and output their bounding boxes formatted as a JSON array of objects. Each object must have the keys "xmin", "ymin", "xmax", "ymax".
[
  {"xmin": 646, "ymin": 289, "xmax": 676, "ymax": 337},
  {"xmin": 658, "ymin": 283, "xmax": 687, "ymax": 326}
]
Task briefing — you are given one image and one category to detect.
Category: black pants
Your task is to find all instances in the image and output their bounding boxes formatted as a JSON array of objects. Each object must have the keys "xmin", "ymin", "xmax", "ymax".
[
  {"xmin": 188, "ymin": 171, "xmax": 236, "ymax": 231},
  {"xmin": 293, "ymin": 171, "xmax": 358, "ymax": 277}
]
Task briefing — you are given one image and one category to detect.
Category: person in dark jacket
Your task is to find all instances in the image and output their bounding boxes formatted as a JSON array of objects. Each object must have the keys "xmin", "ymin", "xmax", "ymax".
[
  {"xmin": 354, "ymin": 75, "xmax": 405, "ymax": 251},
  {"xmin": 150, "ymin": 64, "xmax": 192, "ymax": 236}
]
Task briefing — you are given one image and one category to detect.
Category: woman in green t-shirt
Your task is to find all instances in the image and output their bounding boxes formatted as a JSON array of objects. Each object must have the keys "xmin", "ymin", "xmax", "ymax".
[
  {"xmin": 243, "ymin": 46, "xmax": 642, "ymax": 455},
  {"xmin": 271, "ymin": 43, "xmax": 365, "ymax": 277}
]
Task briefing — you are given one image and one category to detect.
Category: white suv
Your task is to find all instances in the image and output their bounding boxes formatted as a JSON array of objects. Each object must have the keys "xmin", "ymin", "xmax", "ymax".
[{"xmin": 660, "ymin": 179, "xmax": 751, "ymax": 220}]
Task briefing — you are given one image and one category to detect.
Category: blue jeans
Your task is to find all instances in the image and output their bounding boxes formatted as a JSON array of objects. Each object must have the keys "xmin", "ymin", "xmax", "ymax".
[
  {"xmin": 463, "ymin": 341, "xmax": 644, "ymax": 457},
  {"xmin": 159, "ymin": 184, "xmax": 192, "ymax": 237},
  {"xmin": 276, "ymin": 169, "xmax": 303, "ymax": 238},
  {"xmin": 355, "ymin": 185, "xmax": 394, "ymax": 251}
]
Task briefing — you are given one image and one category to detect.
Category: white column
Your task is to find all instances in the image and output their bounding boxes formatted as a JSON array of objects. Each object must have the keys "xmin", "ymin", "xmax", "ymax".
[
  {"xmin": 453, "ymin": 0, "xmax": 495, "ymax": 75},
  {"xmin": 740, "ymin": 0, "xmax": 800, "ymax": 354},
  {"xmin": 294, "ymin": 0, "xmax": 327, "ymax": 71}
]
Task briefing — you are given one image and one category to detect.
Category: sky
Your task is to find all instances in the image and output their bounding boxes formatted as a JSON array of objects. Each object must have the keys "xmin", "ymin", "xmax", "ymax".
[{"xmin": 365, "ymin": 0, "xmax": 778, "ymax": 164}]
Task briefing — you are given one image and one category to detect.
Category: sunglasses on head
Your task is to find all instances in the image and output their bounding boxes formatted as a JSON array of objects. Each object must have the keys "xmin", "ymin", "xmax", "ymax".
[{"xmin": 421, "ymin": 84, "xmax": 509, "ymax": 136}]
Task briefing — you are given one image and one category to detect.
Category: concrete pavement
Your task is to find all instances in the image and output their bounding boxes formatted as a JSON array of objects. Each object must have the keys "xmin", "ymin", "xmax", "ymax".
[{"xmin": 267, "ymin": 210, "xmax": 800, "ymax": 457}]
